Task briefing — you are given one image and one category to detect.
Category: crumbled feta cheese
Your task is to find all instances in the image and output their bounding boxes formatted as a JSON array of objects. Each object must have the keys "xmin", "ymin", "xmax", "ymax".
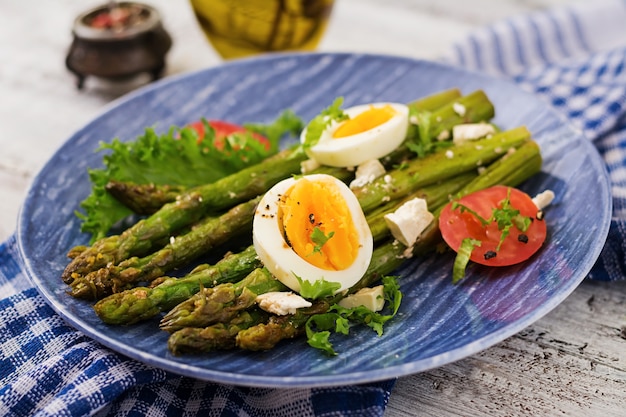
[
  {"xmin": 409, "ymin": 115, "xmax": 419, "ymax": 125},
  {"xmin": 452, "ymin": 102, "xmax": 466, "ymax": 117},
  {"xmin": 532, "ymin": 190, "xmax": 555, "ymax": 210},
  {"xmin": 338, "ymin": 285, "xmax": 385, "ymax": 312},
  {"xmin": 437, "ymin": 130, "xmax": 450, "ymax": 141},
  {"xmin": 349, "ymin": 159, "xmax": 386, "ymax": 189},
  {"xmin": 452, "ymin": 122, "xmax": 496, "ymax": 144},
  {"xmin": 384, "ymin": 197, "xmax": 434, "ymax": 247},
  {"xmin": 256, "ymin": 292, "xmax": 312, "ymax": 315},
  {"xmin": 169, "ymin": 236, "xmax": 175, "ymax": 245},
  {"xmin": 445, "ymin": 150, "xmax": 454, "ymax": 159},
  {"xmin": 301, "ymin": 158, "xmax": 321, "ymax": 174}
]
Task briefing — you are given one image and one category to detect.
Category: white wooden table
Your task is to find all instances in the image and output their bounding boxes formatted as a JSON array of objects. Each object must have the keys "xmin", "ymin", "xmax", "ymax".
[{"xmin": 1, "ymin": 1, "xmax": 625, "ymax": 415}]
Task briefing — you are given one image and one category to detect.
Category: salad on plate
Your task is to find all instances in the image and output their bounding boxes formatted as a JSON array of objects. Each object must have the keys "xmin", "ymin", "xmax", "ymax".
[{"xmin": 60, "ymin": 87, "xmax": 552, "ymax": 357}]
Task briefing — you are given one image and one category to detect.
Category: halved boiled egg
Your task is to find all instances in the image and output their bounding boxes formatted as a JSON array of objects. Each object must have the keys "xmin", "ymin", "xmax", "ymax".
[
  {"xmin": 252, "ymin": 174, "xmax": 373, "ymax": 295},
  {"xmin": 301, "ymin": 102, "xmax": 409, "ymax": 167}
]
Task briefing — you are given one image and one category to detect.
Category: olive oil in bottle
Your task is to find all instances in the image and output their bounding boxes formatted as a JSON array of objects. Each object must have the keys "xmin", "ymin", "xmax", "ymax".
[{"xmin": 190, "ymin": 0, "xmax": 334, "ymax": 59}]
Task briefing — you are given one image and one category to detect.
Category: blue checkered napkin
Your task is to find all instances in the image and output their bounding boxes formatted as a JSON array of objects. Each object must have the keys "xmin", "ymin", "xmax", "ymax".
[
  {"xmin": 444, "ymin": 0, "xmax": 626, "ymax": 281},
  {"xmin": 0, "ymin": 236, "xmax": 394, "ymax": 417}
]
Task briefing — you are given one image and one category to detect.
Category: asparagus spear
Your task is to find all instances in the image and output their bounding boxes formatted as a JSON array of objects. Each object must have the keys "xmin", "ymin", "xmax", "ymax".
[
  {"xmin": 427, "ymin": 90, "xmax": 495, "ymax": 140},
  {"xmin": 167, "ymin": 309, "xmax": 270, "ymax": 355},
  {"xmin": 355, "ymin": 126, "xmax": 531, "ymax": 212},
  {"xmin": 69, "ymin": 196, "xmax": 262, "ymax": 300},
  {"xmin": 408, "ymin": 88, "xmax": 462, "ymax": 111},
  {"xmin": 105, "ymin": 180, "xmax": 187, "ymax": 215},
  {"xmin": 160, "ymin": 267, "xmax": 288, "ymax": 332},
  {"xmin": 94, "ymin": 245, "xmax": 262, "ymax": 325}
]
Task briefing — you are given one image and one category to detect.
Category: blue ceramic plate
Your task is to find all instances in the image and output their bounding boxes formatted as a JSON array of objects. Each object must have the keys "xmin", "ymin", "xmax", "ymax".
[{"xmin": 18, "ymin": 53, "xmax": 611, "ymax": 388}]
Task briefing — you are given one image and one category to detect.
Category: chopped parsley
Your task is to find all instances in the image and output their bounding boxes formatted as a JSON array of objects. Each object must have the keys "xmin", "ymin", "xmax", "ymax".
[
  {"xmin": 309, "ymin": 226, "xmax": 334, "ymax": 255},
  {"xmin": 305, "ymin": 276, "xmax": 402, "ymax": 355}
]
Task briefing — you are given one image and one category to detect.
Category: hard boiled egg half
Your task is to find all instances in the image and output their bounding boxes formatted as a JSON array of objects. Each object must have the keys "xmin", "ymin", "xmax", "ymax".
[
  {"xmin": 301, "ymin": 102, "xmax": 409, "ymax": 167},
  {"xmin": 253, "ymin": 174, "xmax": 373, "ymax": 295}
]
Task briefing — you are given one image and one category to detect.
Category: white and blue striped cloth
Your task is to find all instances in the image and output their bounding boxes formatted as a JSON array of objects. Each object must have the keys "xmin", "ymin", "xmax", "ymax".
[
  {"xmin": 1, "ymin": 1, "xmax": 626, "ymax": 416},
  {"xmin": 444, "ymin": 0, "xmax": 626, "ymax": 281}
]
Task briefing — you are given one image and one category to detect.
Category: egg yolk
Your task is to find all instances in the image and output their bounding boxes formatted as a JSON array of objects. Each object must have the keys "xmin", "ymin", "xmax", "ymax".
[
  {"xmin": 332, "ymin": 105, "xmax": 397, "ymax": 138},
  {"xmin": 279, "ymin": 178, "xmax": 360, "ymax": 271}
]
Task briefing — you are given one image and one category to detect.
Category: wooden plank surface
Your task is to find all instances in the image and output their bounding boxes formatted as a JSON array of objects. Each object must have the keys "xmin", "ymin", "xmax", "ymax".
[
  {"xmin": 387, "ymin": 279, "xmax": 626, "ymax": 416},
  {"xmin": 1, "ymin": 1, "xmax": 624, "ymax": 415}
]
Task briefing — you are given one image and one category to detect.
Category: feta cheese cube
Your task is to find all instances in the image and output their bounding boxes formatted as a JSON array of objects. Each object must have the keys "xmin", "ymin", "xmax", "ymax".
[
  {"xmin": 338, "ymin": 285, "xmax": 385, "ymax": 312},
  {"xmin": 301, "ymin": 158, "xmax": 321, "ymax": 174},
  {"xmin": 452, "ymin": 102, "xmax": 466, "ymax": 117},
  {"xmin": 452, "ymin": 122, "xmax": 496, "ymax": 144},
  {"xmin": 384, "ymin": 197, "xmax": 434, "ymax": 247},
  {"xmin": 256, "ymin": 291, "xmax": 312, "ymax": 315},
  {"xmin": 532, "ymin": 190, "xmax": 555, "ymax": 210},
  {"xmin": 349, "ymin": 159, "xmax": 386, "ymax": 189}
]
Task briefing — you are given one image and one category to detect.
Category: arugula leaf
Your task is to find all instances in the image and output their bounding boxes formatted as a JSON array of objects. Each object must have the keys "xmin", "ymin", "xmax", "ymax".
[
  {"xmin": 77, "ymin": 112, "xmax": 303, "ymax": 242},
  {"xmin": 381, "ymin": 275, "xmax": 402, "ymax": 317},
  {"xmin": 406, "ymin": 106, "xmax": 453, "ymax": 158},
  {"xmin": 295, "ymin": 275, "xmax": 341, "ymax": 300},
  {"xmin": 305, "ymin": 328, "xmax": 336, "ymax": 355},
  {"xmin": 406, "ymin": 107, "xmax": 432, "ymax": 157},
  {"xmin": 302, "ymin": 97, "xmax": 349, "ymax": 150},
  {"xmin": 305, "ymin": 276, "xmax": 403, "ymax": 355}
]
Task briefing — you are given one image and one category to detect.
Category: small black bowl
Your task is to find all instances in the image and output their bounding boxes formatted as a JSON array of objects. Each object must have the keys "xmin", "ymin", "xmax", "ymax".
[{"xmin": 66, "ymin": 2, "xmax": 172, "ymax": 89}]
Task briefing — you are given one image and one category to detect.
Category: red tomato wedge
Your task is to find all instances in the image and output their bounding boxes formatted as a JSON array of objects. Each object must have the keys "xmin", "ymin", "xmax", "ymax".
[
  {"xmin": 187, "ymin": 120, "xmax": 270, "ymax": 151},
  {"xmin": 439, "ymin": 185, "xmax": 547, "ymax": 267}
]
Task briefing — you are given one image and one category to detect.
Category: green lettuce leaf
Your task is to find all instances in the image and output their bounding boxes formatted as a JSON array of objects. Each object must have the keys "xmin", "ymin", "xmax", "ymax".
[
  {"xmin": 76, "ymin": 111, "xmax": 303, "ymax": 242},
  {"xmin": 302, "ymin": 97, "xmax": 349, "ymax": 150}
]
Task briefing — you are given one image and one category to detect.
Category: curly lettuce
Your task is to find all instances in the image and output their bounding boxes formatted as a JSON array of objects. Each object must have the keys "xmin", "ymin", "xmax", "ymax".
[{"xmin": 76, "ymin": 110, "xmax": 303, "ymax": 242}]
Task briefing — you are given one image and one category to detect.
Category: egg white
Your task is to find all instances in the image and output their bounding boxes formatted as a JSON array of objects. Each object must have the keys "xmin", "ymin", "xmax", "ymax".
[
  {"xmin": 301, "ymin": 102, "xmax": 409, "ymax": 168},
  {"xmin": 252, "ymin": 174, "xmax": 373, "ymax": 295}
]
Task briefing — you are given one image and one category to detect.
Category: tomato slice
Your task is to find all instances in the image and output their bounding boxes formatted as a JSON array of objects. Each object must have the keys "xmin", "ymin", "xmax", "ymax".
[
  {"xmin": 187, "ymin": 120, "xmax": 270, "ymax": 151},
  {"xmin": 439, "ymin": 185, "xmax": 547, "ymax": 267}
]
